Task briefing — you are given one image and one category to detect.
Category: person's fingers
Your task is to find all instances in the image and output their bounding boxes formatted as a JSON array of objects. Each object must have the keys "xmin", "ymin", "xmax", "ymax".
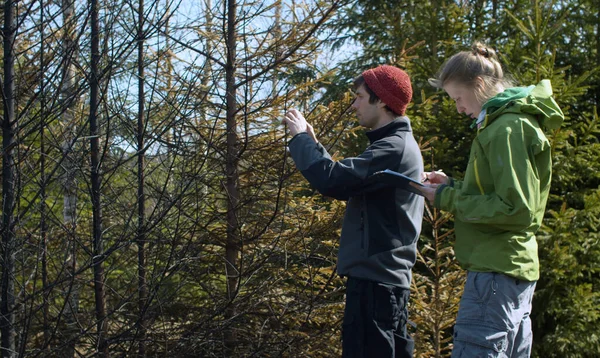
[
  {"xmin": 286, "ymin": 112, "xmax": 302, "ymax": 123},
  {"xmin": 290, "ymin": 108, "xmax": 305, "ymax": 121},
  {"xmin": 423, "ymin": 171, "xmax": 446, "ymax": 185},
  {"xmin": 286, "ymin": 109, "xmax": 298, "ymax": 119}
]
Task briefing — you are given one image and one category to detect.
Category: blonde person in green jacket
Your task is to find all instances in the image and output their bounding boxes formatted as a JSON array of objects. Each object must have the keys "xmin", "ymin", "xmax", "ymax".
[{"xmin": 412, "ymin": 42, "xmax": 563, "ymax": 357}]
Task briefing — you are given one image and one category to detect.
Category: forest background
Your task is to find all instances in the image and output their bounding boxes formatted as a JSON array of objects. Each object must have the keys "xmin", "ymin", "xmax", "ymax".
[{"xmin": 0, "ymin": 0, "xmax": 597, "ymax": 357}]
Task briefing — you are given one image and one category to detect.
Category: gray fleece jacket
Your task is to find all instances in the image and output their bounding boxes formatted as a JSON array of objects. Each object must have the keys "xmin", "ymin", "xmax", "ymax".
[{"xmin": 288, "ymin": 117, "xmax": 424, "ymax": 288}]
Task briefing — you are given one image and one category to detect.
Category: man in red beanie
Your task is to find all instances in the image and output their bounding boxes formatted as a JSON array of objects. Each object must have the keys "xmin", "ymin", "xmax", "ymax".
[{"xmin": 283, "ymin": 65, "xmax": 424, "ymax": 358}]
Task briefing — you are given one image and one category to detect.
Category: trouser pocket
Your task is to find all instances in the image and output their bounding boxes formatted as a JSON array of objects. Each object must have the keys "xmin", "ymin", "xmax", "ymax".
[
  {"xmin": 452, "ymin": 323, "xmax": 508, "ymax": 357},
  {"xmin": 394, "ymin": 332, "xmax": 414, "ymax": 358},
  {"xmin": 342, "ymin": 278, "xmax": 413, "ymax": 357}
]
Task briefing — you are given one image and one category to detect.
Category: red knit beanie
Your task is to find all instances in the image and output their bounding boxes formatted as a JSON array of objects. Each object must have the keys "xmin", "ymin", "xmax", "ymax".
[{"xmin": 361, "ymin": 65, "xmax": 412, "ymax": 116}]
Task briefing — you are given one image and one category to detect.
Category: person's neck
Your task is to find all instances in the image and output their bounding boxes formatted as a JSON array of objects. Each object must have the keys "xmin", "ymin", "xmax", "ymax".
[
  {"xmin": 369, "ymin": 113, "xmax": 396, "ymax": 131},
  {"xmin": 486, "ymin": 84, "xmax": 506, "ymax": 100}
]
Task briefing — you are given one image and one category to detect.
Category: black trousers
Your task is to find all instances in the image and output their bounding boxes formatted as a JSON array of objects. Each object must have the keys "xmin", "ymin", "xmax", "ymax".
[{"xmin": 342, "ymin": 277, "xmax": 414, "ymax": 358}]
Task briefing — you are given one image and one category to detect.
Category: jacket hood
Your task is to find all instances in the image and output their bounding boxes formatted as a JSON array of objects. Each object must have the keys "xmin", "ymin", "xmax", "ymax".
[{"xmin": 482, "ymin": 80, "xmax": 564, "ymax": 130}]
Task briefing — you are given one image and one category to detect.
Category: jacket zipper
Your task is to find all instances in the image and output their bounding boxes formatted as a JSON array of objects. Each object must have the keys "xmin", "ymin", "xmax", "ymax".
[{"xmin": 473, "ymin": 158, "xmax": 485, "ymax": 195}]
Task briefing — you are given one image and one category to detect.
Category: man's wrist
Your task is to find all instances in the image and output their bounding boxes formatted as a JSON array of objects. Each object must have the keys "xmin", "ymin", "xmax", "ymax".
[
  {"xmin": 289, "ymin": 130, "xmax": 307, "ymax": 137},
  {"xmin": 289, "ymin": 131, "xmax": 308, "ymax": 144}
]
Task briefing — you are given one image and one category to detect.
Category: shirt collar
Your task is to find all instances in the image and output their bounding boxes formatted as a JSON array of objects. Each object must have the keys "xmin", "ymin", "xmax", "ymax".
[{"xmin": 470, "ymin": 109, "xmax": 487, "ymax": 130}]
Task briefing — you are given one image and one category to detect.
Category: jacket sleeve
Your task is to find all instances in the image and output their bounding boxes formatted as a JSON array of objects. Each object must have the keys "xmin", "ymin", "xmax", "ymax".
[
  {"xmin": 434, "ymin": 127, "xmax": 544, "ymax": 231},
  {"xmin": 449, "ymin": 177, "xmax": 462, "ymax": 190},
  {"xmin": 288, "ymin": 132, "xmax": 402, "ymax": 200}
]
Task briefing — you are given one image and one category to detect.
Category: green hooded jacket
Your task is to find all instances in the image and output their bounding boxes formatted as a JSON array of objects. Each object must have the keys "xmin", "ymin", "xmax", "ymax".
[{"xmin": 434, "ymin": 80, "xmax": 564, "ymax": 281}]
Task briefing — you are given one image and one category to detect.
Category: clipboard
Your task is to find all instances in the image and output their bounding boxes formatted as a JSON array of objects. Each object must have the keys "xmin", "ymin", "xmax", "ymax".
[{"xmin": 367, "ymin": 169, "xmax": 425, "ymax": 196}]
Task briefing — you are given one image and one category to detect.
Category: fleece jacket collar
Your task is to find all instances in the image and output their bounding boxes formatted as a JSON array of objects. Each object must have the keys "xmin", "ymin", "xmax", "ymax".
[{"xmin": 366, "ymin": 116, "xmax": 412, "ymax": 144}]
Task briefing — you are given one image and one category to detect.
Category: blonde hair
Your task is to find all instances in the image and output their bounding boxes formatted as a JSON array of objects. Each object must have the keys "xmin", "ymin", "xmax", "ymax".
[{"xmin": 429, "ymin": 42, "xmax": 514, "ymax": 104}]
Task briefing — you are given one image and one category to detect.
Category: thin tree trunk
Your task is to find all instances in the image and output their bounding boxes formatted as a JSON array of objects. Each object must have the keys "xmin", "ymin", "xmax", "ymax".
[
  {"xmin": 224, "ymin": 0, "xmax": 240, "ymax": 353},
  {"xmin": 136, "ymin": 0, "xmax": 147, "ymax": 356},
  {"xmin": 201, "ymin": 0, "xmax": 212, "ymax": 100},
  {"xmin": 0, "ymin": 1, "xmax": 17, "ymax": 357},
  {"xmin": 198, "ymin": 0, "xmax": 212, "ymax": 157},
  {"xmin": 89, "ymin": 0, "xmax": 108, "ymax": 355},
  {"xmin": 40, "ymin": 136, "xmax": 49, "ymax": 354},
  {"xmin": 433, "ymin": 216, "xmax": 441, "ymax": 358},
  {"xmin": 271, "ymin": 1, "xmax": 281, "ymax": 98},
  {"xmin": 596, "ymin": 3, "xmax": 600, "ymax": 105},
  {"xmin": 163, "ymin": 7, "xmax": 174, "ymax": 156},
  {"xmin": 39, "ymin": 0, "xmax": 50, "ymax": 352},
  {"xmin": 61, "ymin": 2, "xmax": 78, "ymax": 223},
  {"xmin": 60, "ymin": 0, "xmax": 81, "ymax": 355}
]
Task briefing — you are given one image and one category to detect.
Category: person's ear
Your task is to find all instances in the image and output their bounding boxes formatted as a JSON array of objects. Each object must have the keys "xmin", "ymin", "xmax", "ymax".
[
  {"xmin": 475, "ymin": 76, "xmax": 485, "ymax": 90},
  {"xmin": 473, "ymin": 76, "xmax": 488, "ymax": 104}
]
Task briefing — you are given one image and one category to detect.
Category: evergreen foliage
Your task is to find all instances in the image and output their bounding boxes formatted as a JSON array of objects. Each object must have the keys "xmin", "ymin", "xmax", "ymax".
[{"xmin": 329, "ymin": 0, "xmax": 600, "ymax": 356}]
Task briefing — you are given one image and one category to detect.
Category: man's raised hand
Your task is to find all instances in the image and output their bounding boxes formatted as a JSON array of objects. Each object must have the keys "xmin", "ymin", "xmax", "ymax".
[{"xmin": 283, "ymin": 109, "xmax": 318, "ymax": 143}]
